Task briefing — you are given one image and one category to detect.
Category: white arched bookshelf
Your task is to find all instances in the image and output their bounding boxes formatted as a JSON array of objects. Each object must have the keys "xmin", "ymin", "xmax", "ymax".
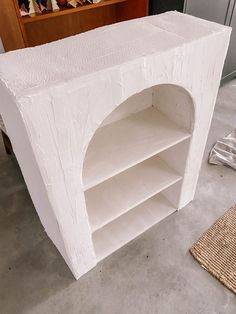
[
  {"xmin": 0, "ymin": 12, "xmax": 230, "ymax": 279},
  {"xmin": 83, "ymin": 84, "xmax": 193, "ymax": 261}
]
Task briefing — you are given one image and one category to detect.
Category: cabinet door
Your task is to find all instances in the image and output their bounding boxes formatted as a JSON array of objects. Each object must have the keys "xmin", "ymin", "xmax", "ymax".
[
  {"xmin": 185, "ymin": 0, "xmax": 230, "ymax": 24},
  {"xmin": 223, "ymin": 2, "xmax": 236, "ymax": 78}
]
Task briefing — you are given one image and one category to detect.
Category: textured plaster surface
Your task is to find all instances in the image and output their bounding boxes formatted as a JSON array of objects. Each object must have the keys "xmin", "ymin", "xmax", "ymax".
[
  {"xmin": 0, "ymin": 80, "xmax": 236, "ymax": 314},
  {"xmin": 0, "ymin": 12, "xmax": 231, "ymax": 278}
]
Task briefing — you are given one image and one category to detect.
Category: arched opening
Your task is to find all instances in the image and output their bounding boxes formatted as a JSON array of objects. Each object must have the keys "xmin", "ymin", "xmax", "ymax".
[{"xmin": 82, "ymin": 84, "xmax": 195, "ymax": 261}]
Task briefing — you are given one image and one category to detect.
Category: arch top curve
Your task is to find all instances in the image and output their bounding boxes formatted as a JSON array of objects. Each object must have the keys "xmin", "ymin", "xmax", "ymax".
[
  {"xmin": 100, "ymin": 83, "xmax": 195, "ymax": 132},
  {"xmin": 82, "ymin": 83, "xmax": 195, "ymax": 190}
]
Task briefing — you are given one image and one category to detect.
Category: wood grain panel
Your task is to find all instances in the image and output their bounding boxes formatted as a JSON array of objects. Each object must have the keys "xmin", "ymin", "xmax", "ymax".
[
  {"xmin": 116, "ymin": 0, "xmax": 149, "ymax": 22},
  {"xmin": 22, "ymin": 0, "xmax": 128, "ymax": 23},
  {"xmin": 0, "ymin": 0, "xmax": 25, "ymax": 51},
  {"xmin": 24, "ymin": 5, "xmax": 117, "ymax": 47}
]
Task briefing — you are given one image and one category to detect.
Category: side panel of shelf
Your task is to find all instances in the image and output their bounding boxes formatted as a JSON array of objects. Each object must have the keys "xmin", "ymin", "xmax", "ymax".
[
  {"xmin": 161, "ymin": 180, "xmax": 183, "ymax": 209},
  {"xmin": 159, "ymin": 139, "xmax": 190, "ymax": 176},
  {"xmin": 153, "ymin": 84, "xmax": 194, "ymax": 132}
]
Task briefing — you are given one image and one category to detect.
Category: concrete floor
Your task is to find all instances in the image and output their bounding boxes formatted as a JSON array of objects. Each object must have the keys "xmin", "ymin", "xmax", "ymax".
[{"xmin": 1, "ymin": 80, "xmax": 236, "ymax": 314}]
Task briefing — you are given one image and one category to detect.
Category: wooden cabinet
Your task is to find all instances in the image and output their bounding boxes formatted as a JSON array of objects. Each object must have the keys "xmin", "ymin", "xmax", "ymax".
[
  {"xmin": 0, "ymin": 0, "xmax": 149, "ymax": 51},
  {"xmin": 0, "ymin": 0, "xmax": 25, "ymax": 51}
]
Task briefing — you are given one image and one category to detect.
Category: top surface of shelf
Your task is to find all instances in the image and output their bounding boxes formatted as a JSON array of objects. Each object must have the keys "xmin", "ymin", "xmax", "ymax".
[
  {"xmin": 22, "ymin": 0, "xmax": 128, "ymax": 23},
  {"xmin": 0, "ymin": 12, "xmax": 228, "ymax": 97},
  {"xmin": 83, "ymin": 107, "xmax": 190, "ymax": 190}
]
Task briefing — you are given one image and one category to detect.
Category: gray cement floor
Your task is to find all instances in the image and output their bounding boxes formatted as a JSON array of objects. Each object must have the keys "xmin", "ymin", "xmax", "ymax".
[{"xmin": 1, "ymin": 80, "xmax": 236, "ymax": 314}]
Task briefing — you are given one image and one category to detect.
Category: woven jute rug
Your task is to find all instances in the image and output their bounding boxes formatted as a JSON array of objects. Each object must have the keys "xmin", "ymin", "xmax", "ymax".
[{"xmin": 190, "ymin": 205, "xmax": 236, "ymax": 294}]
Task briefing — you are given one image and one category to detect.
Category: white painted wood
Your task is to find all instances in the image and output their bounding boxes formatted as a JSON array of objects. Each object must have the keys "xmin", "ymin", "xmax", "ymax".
[
  {"xmin": 153, "ymin": 84, "xmax": 194, "ymax": 131},
  {"xmin": 93, "ymin": 194, "xmax": 176, "ymax": 261},
  {"xmin": 161, "ymin": 181, "xmax": 182, "ymax": 209},
  {"xmin": 83, "ymin": 107, "xmax": 190, "ymax": 190},
  {"xmin": 85, "ymin": 155, "xmax": 182, "ymax": 231},
  {"xmin": 100, "ymin": 88, "xmax": 152, "ymax": 127},
  {"xmin": 159, "ymin": 139, "xmax": 190, "ymax": 176},
  {"xmin": 0, "ymin": 12, "xmax": 230, "ymax": 279}
]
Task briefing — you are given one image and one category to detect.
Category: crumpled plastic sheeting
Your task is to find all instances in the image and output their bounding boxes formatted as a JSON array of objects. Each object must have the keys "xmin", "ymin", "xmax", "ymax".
[{"xmin": 209, "ymin": 130, "xmax": 236, "ymax": 170}]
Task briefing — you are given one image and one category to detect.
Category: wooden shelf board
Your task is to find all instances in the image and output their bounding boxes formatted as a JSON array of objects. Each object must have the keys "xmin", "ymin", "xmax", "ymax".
[
  {"xmin": 86, "ymin": 156, "xmax": 181, "ymax": 231},
  {"xmin": 83, "ymin": 107, "xmax": 190, "ymax": 190},
  {"xmin": 22, "ymin": 0, "xmax": 128, "ymax": 24},
  {"xmin": 93, "ymin": 194, "xmax": 176, "ymax": 261}
]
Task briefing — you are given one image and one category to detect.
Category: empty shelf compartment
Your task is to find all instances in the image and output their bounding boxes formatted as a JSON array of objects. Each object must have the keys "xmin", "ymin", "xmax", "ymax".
[
  {"xmin": 83, "ymin": 107, "xmax": 190, "ymax": 190},
  {"xmin": 86, "ymin": 155, "xmax": 181, "ymax": 231},
  {"xmin": 93, "ymin": 194, "xmax": 176, "ymax": 261}
]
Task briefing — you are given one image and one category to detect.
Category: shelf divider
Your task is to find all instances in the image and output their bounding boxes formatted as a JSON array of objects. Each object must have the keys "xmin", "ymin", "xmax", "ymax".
[
  {"xmin": 86, "ymin": 155, "xmax": 181, "ymax": 231},
  {"xmin": 93, "ymin": 194, "xmax": 176, "ymax": 261},
  {"xmin": 22, "ymin": 0, "xmax": 128, "ymax": 23}
]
